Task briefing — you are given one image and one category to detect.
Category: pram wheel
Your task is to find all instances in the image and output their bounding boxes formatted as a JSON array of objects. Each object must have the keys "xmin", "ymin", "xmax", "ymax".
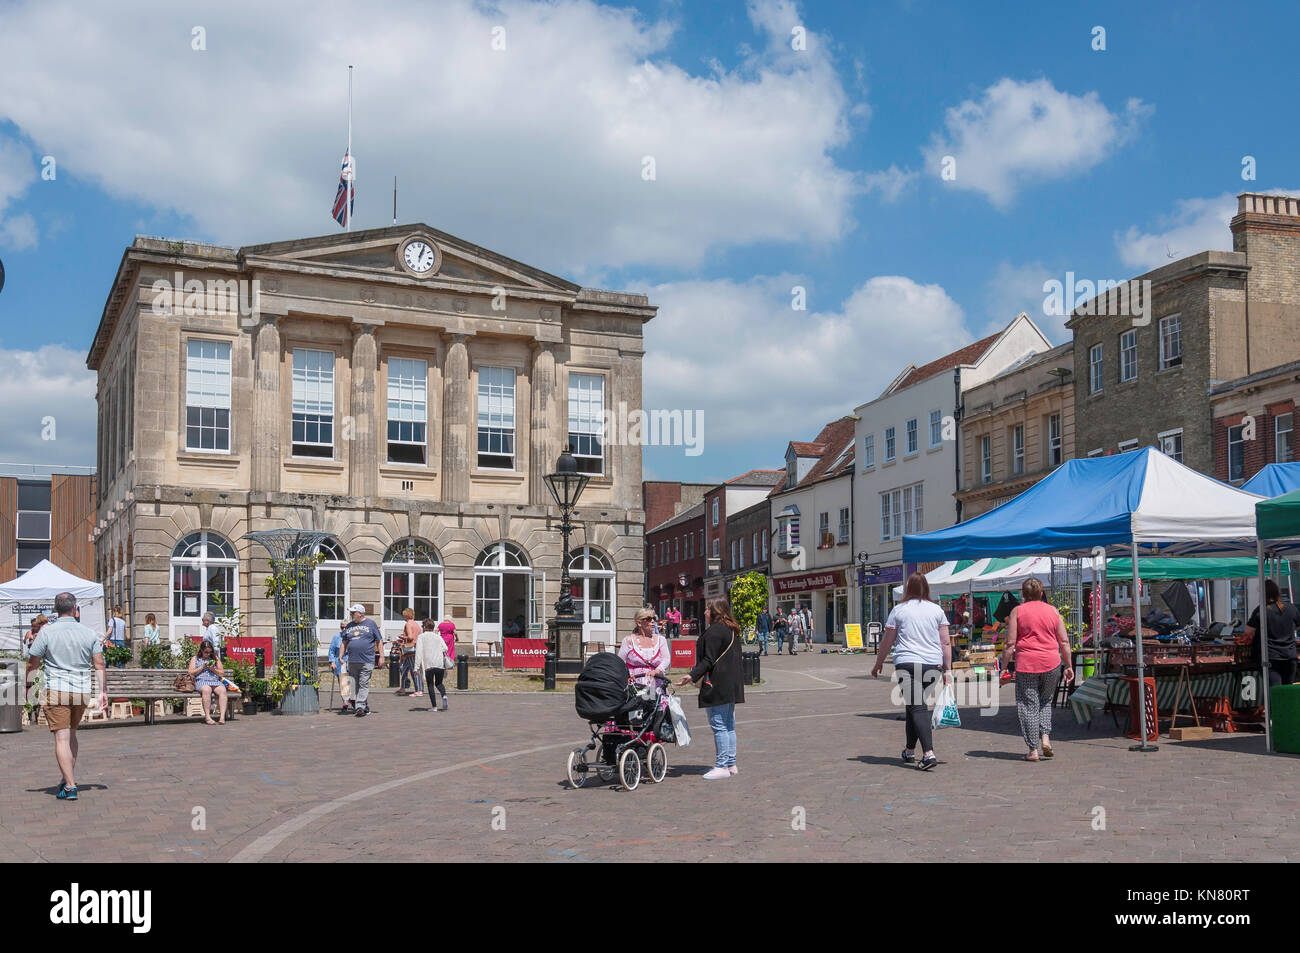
[
  {"xmin": 597, "ymin": 765, "xmax": 616, "ymax": 783},
  {"xmin": 566, "ymin": 747, "xmax": 590, "ymax": 789},
  {"xmin": 647, "ymin": 742, "xmax": 668, "ymax": 783},
  {"xmin": 618, "ymin": 747, "xmax": 642, "ymax": 791}
]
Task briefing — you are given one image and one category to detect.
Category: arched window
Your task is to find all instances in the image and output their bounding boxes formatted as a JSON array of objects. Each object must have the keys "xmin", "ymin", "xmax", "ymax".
[
  {"xmin": 382, "ymin": 539, "xmax": 442, "ymax": 625},
  {"xmin": 475, "ymin": 541, "xmax": 530, "ymax": 569},
  {"xmin": 171, "ymin": 531, "xmax": 238, "ymax": 619},
  {"xmin": 568, "ymin": 545, "xmax": 614, "ymax": 627},
  {"xmin": 314, "ymin": 537, "xmax": 350, "ymax": 629}
]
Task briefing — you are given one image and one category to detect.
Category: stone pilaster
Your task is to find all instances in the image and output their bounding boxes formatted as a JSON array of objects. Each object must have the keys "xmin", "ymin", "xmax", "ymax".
[
  {"xmin": 529, "ymin": 341, "xmax": 558, "ymax": 505},
  {"xmin": 349, "ymin": 324, "xmax": 379, "ymax": 499},
  {"xmin": 251, "ymin": 318, "xmax": 282, "ymax": 494},
  {"xmin": 612, "ymin": 349, "xmax": 644, "ymax": 509},
  {"xmin": 442, "ymin": 333, "xmax": 471, "ymax": 500}
]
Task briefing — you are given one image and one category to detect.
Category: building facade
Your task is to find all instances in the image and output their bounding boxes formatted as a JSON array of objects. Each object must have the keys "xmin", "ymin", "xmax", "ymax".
[
  {"xmin": 853, "ymin": 314, "xmax": 1051, "ymax": 624},
  {"xmin": 1068, "ymin": 193, "xmax": 1300, "ymax": 473},
  {"xmin": 956, "ymin": 342, "xmax": 1075, "ymax": 519},
  {"xmin": 88, "ymin": 225, "xmax": 654, "ymax": 653},
  {"xmin": 1209, "ymin": 359, "xmax": 1299, "ymax": 485},
  {"xmin": 645, "ymin": 500, "xmax": 706, "ymax": 630},
  {"xmin": 0, "ymin": 469, "xmax": 97, "ymax": 585},
  {"xmin": 723, "ymin": 497, "xmax": 772, "ymax": 596},
  {"xmin": 703, "ymin": 471, "xmax": 783, "ymax": 602},
  {"xmin": 770, "ymin": 418, "xmax": 856, "ymax": 642}
]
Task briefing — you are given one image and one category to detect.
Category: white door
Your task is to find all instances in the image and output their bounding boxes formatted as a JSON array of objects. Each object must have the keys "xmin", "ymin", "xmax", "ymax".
[
  {"xmin": 475, "ymin": 571, "xmax": 502, "ymax": 642},
  {"xmin": 530, "ymin": 571, "xmax": 546, "ymax": 637}
]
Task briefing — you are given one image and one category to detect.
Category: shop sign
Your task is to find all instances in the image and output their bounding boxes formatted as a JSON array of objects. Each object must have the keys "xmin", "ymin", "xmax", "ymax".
[
  {"xmin": 670, "ymin": 639, "xmax": 696, "ymax": 669},
  {"xmin": 773, "ymin": 569, "xmax": 846, "ymax": 594},
  {"xmin": 502, "ymin": 637, "xmax": 548, "ymax": 669},
  {"xmin": 704, "ymin": 578, "xmax": 723, "ymax": 597},
  {"xmin": 188, "ymin": 635, "xmax": 274, "ymax": 666},
  {"xmin": 858, "ymin": 565, "xmax": 904, "ymax": 587}
]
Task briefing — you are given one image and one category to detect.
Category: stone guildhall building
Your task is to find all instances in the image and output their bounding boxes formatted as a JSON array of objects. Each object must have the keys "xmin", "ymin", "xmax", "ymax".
[{"xmin": 88, "ymin": 224, "xmax": 654, "ymax": 654}]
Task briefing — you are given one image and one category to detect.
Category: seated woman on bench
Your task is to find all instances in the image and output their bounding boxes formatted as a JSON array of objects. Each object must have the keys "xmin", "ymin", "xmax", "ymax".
[{"xmin": 188, "ymin": 639, "xmax": 227, "ymax": 725}]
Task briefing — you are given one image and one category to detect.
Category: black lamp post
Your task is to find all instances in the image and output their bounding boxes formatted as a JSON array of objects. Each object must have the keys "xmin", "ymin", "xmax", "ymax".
[{"xmin": 545, "ymin": 452, "xmax": 591, "ymax": 675}]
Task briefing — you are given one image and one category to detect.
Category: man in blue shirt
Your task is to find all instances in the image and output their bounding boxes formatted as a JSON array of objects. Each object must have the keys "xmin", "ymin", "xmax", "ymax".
[
  {"xmin": 340, "ymin": 604, "xmax": 384, "ymax": 717},
  {"xmin": 756, "ymin": 608, "xmax": 772, "ymax": 656},
  {"xmin": 328, "ymin": 621, "xmax": 352, "ymax": 713},
  {"xmin": 26, "ymin": 592, "xmax": 105, "ymax": 801}
]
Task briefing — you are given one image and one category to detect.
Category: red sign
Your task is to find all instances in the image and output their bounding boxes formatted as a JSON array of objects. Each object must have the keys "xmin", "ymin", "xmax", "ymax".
[
  {"xmin": 670, "ymin": 639, "xmax": 696, "ymax": 669},
  {"xmin": 502, "ymin": 637, "xmax": 548, "ymax": 669},
  {"xmin": 772, "ymin": 569, "xmax": 846, "ymax": 594},
  {"xmin": 188, "ymin": 635, "xmax": 274, "ymax": 666}
]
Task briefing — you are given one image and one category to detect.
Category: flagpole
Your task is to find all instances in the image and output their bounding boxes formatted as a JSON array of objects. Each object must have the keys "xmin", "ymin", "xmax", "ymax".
[{"xmin": 346, "ymin": 65, "xmax": 353, "ymax": 232}]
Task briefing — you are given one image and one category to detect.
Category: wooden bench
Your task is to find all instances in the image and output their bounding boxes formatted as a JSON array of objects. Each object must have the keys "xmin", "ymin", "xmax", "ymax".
[{"xmin": 104, "ymin": 668, "xmax": 241, "ymax": 724}]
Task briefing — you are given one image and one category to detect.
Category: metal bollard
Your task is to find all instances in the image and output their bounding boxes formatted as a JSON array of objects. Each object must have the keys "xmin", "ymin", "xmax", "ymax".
[
  {"xmin": 543, "ymin": 652, "xmax": 556, "ymax": 691},
  {"xmin": 741, "ymin": 653, "xmax": 754, "ymax": 686},
  {"xmin": 254, "ymin": 647, "xmax": 265, "ymax": 679},
  {"xmin": 752, "ymin": 652, "xmax": 761, "ymax": 686},
  {"xmin": 388, "ymin": 646, "xmax": 401, "ymax": 688},
  {"xmin": 456, "ymin": 654, "xmax": 469, "ymax": 691}
]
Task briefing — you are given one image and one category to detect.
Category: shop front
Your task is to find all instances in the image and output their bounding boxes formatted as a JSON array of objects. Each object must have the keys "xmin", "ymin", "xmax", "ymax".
[
  {"xmin": 771, "ymin": 568, "xmax": 849, "ymax": 643},
  {"xmin": 858, "ymin": 564, "xmax": 904, "ymax": 629}
]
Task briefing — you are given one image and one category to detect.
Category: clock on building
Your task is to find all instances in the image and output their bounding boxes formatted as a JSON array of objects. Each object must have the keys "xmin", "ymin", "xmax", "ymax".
[{"xmin": 396, "ymin": 236, "xmax": 441, "ymax": 277}]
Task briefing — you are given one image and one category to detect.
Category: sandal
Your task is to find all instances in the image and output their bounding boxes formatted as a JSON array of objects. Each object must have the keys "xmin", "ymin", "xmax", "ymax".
[
  {"xmin": 1041, "ymin": 743, "xmax": 1054, "ymax": 758},
  {"xmin": 204, "ymin": 718, "xmax": 217, "ymax": 725},
  {"xmin": 1024, "ymin": 752, "xmax": 1040, "ymax": 762}
]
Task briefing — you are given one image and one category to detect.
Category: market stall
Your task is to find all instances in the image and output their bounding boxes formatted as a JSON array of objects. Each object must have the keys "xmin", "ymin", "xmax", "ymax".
[
  {"xmin": 0, "ymin": 559, "xmax": 106, "ymax": 653},
  {"xmin": 904, "ymin": 447, "xmax": 1265, "ymax": 748},
  {"xmin": 1252, "ymin": 489, "xmax": 1300, "ymax": 751},
  {"xmin": 1242, "ymin": 462, "xmax": 1300, "ymax": 498}
]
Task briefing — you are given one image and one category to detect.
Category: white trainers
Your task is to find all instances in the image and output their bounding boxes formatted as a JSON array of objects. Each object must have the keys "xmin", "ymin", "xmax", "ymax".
[
  {"xmin": 703, "ymin": 767, "xmax": 731, "ymax": 780},
  {"xmin": 728, "ymin": 766, "xmax": 738, "ymax": 776}
]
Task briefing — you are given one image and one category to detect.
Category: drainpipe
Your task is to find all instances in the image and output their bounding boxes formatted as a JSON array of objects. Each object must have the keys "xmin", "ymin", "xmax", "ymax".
[{"xmin": 953, "ymin": 367, "xmax": 963, "ymax": 524}]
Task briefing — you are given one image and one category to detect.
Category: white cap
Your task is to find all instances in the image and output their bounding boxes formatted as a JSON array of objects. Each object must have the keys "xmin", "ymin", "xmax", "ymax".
[{"xmin": 348, "ymin": 603, "xmax": 366, "ymax": 614}]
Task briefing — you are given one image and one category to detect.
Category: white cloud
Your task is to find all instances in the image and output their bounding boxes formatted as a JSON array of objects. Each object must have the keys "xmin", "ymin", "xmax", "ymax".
[
  {"xmin": 0, "ymin": 345, "xmax": 96, "ymax": 465},
  {"xmin": 0, "ymin": 134, "xmax": 38, "ymax": 250},
  {"xmin": 862, "ymin": 164, "xmax": 917, "ymax": 203},
  {"xmin": 1115, "ymin": 189, "xmax": 1300, "ymax": 272},
  {"xmin": 924, "ymin": 78, "xmax": 1149, "ymax": 208},
  {"xmin": 0, "ymin": 0, "xmax": 860, "ymax": 272},
  {"xmin": 983, "ymin": 260, "xmax": 1061, "ymax": 341},
  {"xmin": 643, "ymin": 273, "xmax": 968, "ymax": 446}
]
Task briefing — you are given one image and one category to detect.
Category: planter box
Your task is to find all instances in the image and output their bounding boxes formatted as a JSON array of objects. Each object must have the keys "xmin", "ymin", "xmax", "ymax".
[
  {"xmin": 277, "ymin": 684, "xmax": 319, "ymax": 715},
  {"xmin": 242, "ymin": 699, "xmax": 258, "ymax": 715}
]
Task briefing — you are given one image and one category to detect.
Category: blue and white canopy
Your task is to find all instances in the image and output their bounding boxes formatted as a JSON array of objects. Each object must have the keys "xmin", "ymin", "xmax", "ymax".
[
  {"xmin": 903, "ymin": 447, "xmax": 1265, "ymax": 562},
  {"xmin": 1241, "ymin": 462, "xmax": 1300, "ymax": 498}
]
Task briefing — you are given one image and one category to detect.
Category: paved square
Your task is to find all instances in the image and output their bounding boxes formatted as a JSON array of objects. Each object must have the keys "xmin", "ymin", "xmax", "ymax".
[{"xmin": 2, "ymin": 653, "xmax": 1297, "ymax": 863}]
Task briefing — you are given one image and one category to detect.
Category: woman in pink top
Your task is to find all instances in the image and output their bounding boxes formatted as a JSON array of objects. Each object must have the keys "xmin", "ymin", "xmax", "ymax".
[
  {"xmin": 1002, "ymin": 578, "xmax": 1073, "ymax": 761},
  {"xmin": 619, "ymin": 608, "xmax": 670, "ymax": 691}
]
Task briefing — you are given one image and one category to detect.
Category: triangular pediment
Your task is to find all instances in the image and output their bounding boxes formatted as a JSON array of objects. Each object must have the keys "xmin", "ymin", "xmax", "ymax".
[{"xmin": 240, "ymin": 223, "xmax": 580, "ymax": 294}]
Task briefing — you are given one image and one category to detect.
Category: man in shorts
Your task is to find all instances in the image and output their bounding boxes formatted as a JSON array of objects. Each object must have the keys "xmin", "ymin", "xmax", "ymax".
[{"xmin": 25, "ymin": 592, "xmax": 106, "ymax": 801}]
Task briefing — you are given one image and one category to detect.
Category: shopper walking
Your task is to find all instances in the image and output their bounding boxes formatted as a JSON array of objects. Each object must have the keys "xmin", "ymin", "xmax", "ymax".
[
  {"xmin": 141, "ymin": 613, "xmax": 160, "ymax": 645},
  {"xmin": 398, "ymin": 608, "xmax": 424, "ymax": 697},
  {"xmin": 756, "ymin": 607, "xmax": 772, "ymax": 656},
  {"xmin": 871, "ymin": 572, "xmax": 951, "ymax": 770},
  {"xmin": 1244, "ymin": 579, "xmax": 1300, "ymax": 687},
  {"xmin": 329, "ymin": 621, "xmax": 352, "ymax": 712},
  {"xmin": 679, "ymin": 598, "xmax": 744, "ymax": 779},
  {"xmin": 1001, "ymin": 578, "xmax": 1073, "ymax": 761},
  {"xmin": 22, "ymin": 613, "xmax": 49, "ymax": 658},
  {"xmin": 104, "ymin": 605, "xmax": 127, "ymax": 649},
  {"xmin": 773, "ymin": 608, "xmax": 788, "ymax": 653},
  {"xmin": 434, "ymin": 614, "xmax": 457, "ymax": 710},
  {"xmin": 416, "ymin": 619, "xmax": 450, "ymax": 712},
  {"xmin": 199, "ymin": 611, "xmax": 223, "ymax": 652},
  {"xmin": 341, "ymin": 604, "xmax": 384, "ymax": 717},
  {"xmin": 786, "ymin": 607, "xmax": 803, "ymax": 655},
  {"xmin": 25, "ymin": 592, "xmax": 106, "ymax": 800},
  {"xmin": 802, "ymin": 604, "xmax": 815, "ymax": 651}
]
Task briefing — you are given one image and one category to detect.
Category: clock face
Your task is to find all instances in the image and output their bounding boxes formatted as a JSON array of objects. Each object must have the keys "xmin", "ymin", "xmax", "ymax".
[{"xmin": 402, "ymin": 240, "xmax": 436, "ymax": 274}]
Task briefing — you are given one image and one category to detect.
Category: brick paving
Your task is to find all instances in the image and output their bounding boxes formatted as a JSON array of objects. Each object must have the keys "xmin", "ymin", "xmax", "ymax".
[{"xmin": 2, "ymin": 652, "xmax": 1299, "ymax": 862}]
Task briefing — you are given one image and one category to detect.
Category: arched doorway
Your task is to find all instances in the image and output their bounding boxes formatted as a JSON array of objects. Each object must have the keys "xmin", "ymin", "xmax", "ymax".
[
  {"xmin": 569, "ymin": 546, "xmax": 616, "ymax": 646},
  {"xmin": 170, "ymin": 530, "xmax": 239, "ymax": 642},
  {"xmin": 474, "ymin": 541, "xmax": 537, "ymax": 643},
  {"xmin": 313, "ymin": 536, "xmax": 350, "ymax": 652},
  {"xmin": 382, "ymin": 539, "xmax": 443, "ymax": 639}
]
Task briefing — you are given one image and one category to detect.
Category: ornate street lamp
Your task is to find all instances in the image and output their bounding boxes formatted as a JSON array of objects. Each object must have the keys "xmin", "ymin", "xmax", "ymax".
[{"xmin": 545, "ymin": 452, "xmax": 590, "ymax": 675}]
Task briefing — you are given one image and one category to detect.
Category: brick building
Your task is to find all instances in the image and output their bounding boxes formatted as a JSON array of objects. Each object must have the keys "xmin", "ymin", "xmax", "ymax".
[
  {"xmin": 723, "ymin": 495, "xmax": 773, "ymax": 594},
  {"xmin": 88, "ymin": 225, "xmax": 654, "ymax": 654},
  {"xmin": 704, "ymin": 470, "xmax": 783, "ymax": 600},
  {"xmin": 1068, "ymin": 193, "xmax": 1300, "ymax": 473},
  {"xmin": 1209, "ymin": 359, "xmax": 1298, "ymax": 484},
  {"xmin": 645, "ymin": 500, "xmax": 706, "ymax": 630},
  {"xmin": 956, "ymin": 342, "xmax": 1075, "ymax": 519}
]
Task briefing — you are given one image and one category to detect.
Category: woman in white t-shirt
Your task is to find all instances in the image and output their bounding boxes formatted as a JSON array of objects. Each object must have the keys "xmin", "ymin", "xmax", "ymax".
[{"xmin": 871, "ymin": 572, "xmax": 951, "ymax": 770}]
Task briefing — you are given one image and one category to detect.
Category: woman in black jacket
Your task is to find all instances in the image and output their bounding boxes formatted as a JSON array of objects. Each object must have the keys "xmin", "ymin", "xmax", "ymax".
[{"xmin": 679, "ymin": 598, "xmax": 745, "ymax": 779}]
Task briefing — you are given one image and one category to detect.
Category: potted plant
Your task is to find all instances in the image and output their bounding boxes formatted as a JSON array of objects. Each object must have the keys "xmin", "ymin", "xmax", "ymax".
[
  {"xmin": 104, "ymin": 645, "xmax": 132, "ymax": 668},
  {"xmin": 251, "ymin": 678, "xmax": 272, "ymax": 711}
]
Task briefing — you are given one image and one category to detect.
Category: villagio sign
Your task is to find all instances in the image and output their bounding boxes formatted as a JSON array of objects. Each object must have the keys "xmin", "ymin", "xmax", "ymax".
[{"xmin": 772, "ymin": 569, "xmax": 846, "ymax": 594}]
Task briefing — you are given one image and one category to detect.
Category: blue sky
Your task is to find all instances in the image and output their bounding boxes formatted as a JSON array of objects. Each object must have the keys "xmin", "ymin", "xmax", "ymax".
[{"xmin": 0, "ymin": 0, "xmax": 1296, "ymax": 478}]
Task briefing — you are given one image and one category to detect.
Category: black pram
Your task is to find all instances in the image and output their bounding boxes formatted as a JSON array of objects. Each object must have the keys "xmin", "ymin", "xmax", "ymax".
[{"xmin": 566, "ymin": 652, "xmax": 674, "ymax": 791}]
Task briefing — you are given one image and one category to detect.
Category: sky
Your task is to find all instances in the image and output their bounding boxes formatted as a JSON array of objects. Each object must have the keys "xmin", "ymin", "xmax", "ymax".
[{"xmin": 0, "ymin": 0, "xmax": 1297, "ymax": 480}]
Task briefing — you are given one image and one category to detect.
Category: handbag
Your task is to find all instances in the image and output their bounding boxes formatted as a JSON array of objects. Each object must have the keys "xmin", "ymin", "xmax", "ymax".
[{"xmin": 173, "ymin": 672, "xmax": 196, "ymax": 692}]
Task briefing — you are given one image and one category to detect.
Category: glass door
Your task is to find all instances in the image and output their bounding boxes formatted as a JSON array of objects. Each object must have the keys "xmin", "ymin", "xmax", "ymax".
[
  {"xmin": 475, "ymin": 572, "xmax": 502, "ymax": 641},
  {"xmin": 530, "ymin": 572, "xmax": 545, "ymax": 636}
]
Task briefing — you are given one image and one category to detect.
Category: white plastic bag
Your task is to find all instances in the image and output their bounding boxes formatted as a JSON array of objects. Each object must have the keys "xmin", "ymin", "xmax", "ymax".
[
  {"xmin": 931, "ymin": 682, "xmax": 961, "ymax": 731},
  {"xmin": 666, "ymin": 695, "xmax": 692, "ymax": 746}
]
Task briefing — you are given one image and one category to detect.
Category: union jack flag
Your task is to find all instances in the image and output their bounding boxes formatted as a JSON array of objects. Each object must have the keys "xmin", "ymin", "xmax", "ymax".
[{"xmin": 331, "ymin": 151, "xmax": 355, "ymax": 227}]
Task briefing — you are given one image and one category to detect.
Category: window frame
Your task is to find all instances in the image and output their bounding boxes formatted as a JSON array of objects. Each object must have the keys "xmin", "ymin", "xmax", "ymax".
[
  {"xmin": 475, "ymin": 365, "xmax": 517, "ymax": 470},
  {"xmin": 184, "ymin": 338, "xmax": 233, "ymax": 454},
  {"xmin": 862, "ymin": 433, "xmax": 875, "ymax": 470},
  {"xmin": 1119, "ymin": 329, "xmax": 1137, "ymax": 383},
  {"xmin": 385, "ymin": 355, "xmax": 429, "ymax": 466},
  {"xmin": 980, "ymin": 435, "xmax": 992, "ymax": 484},
  {"xmin": 838, "ymin": 506, "xmax": 850, "ymax": 543},
  {"xmin": 1158, "ymin": 427, "xmax": 1184, "ymax": 463},
  {"xmin": 1011, "ymin": 425, "xmax": 1025, "ymax": 476},
  {"xmin": 1159, "ymin": 314, "xmax": 1182, "ymax": 370},
  {"xmin": 905, "ymin": 418, "xmax": 918, "ymax": 455},
  {"xmin": 1228, "ymin": 424, "xmax": 1246, "ymax": 482},
  {"xmin": 1048, "ymin": 414, "xmax": 1062, "ymax": 467},
  {"xmin": 884, "ymin": 426, "xmax": 896, "ymax": 463},
  {"xmin": 1276, "ymin": 413, "xmax": 1294, "ymax": 464},
  {"xmin": 290, "ymin": 347, "xmax": 337, "ymax": 459},
  {"xmin": 1089, "ymin": 343, "xmax": 1104, "ymax": 394},
  {"xmin": 928, "ymin": 409, "xmax": 943, "ymax": 448},
  {"xmin": 566, "ymin": 371, "xmax": 606, "ymax": 476}
]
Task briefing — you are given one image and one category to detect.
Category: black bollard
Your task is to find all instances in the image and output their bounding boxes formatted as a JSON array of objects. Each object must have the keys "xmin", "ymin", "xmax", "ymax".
[
  {"xmin": 254, "ymin": 647, "xmax": 265, "ymax": 679},
  {"xmin": 456, "ymin": 654, "xmax": 469, "ymax": 691},
  {"xmin": 742, "ymin": 653, "xmax": 754, "ymax": 686},
  {"xmin": 388, "ymin": 645, "xmax": 401, "ymax": 688},
  {"xmin": 543, "ymin": 652, "xmax": 557, "ymax": 691},
  {"xmin": 753, "ymin": 652, "xmax": 761, "ymax": 685}
]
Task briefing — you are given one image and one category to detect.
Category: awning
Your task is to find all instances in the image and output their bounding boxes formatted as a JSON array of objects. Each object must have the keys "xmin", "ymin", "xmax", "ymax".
[
  {"xmin": 1242, "ymin": 462, "xmax": 1300, "ymax": 498},
  {"xmin": 1105, "ymin": 556, "xmax": 1267, "ymax": 580}
]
